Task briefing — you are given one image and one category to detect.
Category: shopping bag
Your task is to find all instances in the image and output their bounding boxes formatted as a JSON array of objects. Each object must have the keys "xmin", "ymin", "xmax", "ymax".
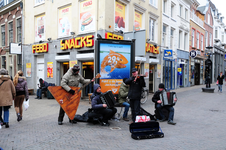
[
  {"xmin": 216, "ymin": 80, "xmax": 219, "ymax": 85},
  {"xmin": 23, "ymin": 99, "xmax": 29, "ymax": 111},
  {"xmin": 135, "ymin": 115, "xmax": 150, "ymax": 123}
]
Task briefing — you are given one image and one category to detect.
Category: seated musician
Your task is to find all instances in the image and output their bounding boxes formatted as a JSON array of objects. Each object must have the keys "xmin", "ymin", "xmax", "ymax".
[
  {"xmin": 152, "ymin": 83, "xmax": 177, "ymax": 125},
  {"xmin": 91, "ymin": 84, "xmax": 117, "ymax": 126},
  {"xmin": 118, "ymin": 78, "xmax": 130, "ymax": 121}
]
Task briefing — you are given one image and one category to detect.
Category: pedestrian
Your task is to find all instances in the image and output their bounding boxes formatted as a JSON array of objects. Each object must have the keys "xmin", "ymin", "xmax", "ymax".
[
  {"xmin": 118, "ymin": 78, "xmax": 130, "ymax": 121},
  {"xmin": 152, "ymin": 83, "xmax": 177, "ymax": 125},
  {"xmin": 217, "ymin": 72, "xmax": 224, "ymax": 93},
  {"xmin": 13, "ymin": 70, "xmax": 29, "ymax": 122},
  {"xmin": 91, "ymin": 84, "xmax": 117, "ymax": 126},
  {"xmin": 58, "ymin": 64, "xmax": 94, "ymax": 125},
  {"xmin": 35, "ymin": 78, "xmax": 49, "ymax": 99},
  {"xmin": 0, "ymin": 68, "xmax": 16, "ymax": 128},
  {"xmin": 124, "ymin": 68, "xmax": 147, "ymax": 124}
]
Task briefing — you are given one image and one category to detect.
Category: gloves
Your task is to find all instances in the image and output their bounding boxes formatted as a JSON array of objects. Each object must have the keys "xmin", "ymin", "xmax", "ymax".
[{"xmin": 69, "ymin": 89, "xmax": 75, "ymax": 95}]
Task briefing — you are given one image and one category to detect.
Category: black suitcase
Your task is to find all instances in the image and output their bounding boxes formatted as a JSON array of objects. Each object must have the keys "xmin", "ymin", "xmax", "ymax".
[{"xmin": 129, "ymin": 121, "xmax": 164, "ymax": 140}]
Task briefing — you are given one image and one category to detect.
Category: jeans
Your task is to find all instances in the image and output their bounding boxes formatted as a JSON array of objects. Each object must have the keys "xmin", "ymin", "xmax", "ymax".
[
  {"xmin": 156, "ymin": 104, "xmax": 174, "ymax": 121},
  {"xmin": 37, "ymin": 88, "xmax": 47, "ymax": 98},
  {"xmin": 130, "ymin": 99, "xmax": 140, "ymax": 122},
  {"xmin": 0, "ymin": 106, "xmax": 10, "ymax": 123},
  {"xmin": 85, "ymin": 83, "xmax": 92, "ymax": 96},
  {"xmin": 218, "ymin": 84, "xmax": 222, "ymax": 92},
  {"xmin": 122, "ymin": 102, "xmax": 130, "ymax": 118}
]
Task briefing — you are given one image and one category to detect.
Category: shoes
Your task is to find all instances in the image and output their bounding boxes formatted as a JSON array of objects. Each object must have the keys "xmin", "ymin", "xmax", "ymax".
[
  {"xmin": 69, "ymin": 120, "xmax": 77, "ymax": 124},
  {"xmin": 58, "ymin": 121, "xmax": 63, "ymax": 125},
  {"xmin": 159, "ymin": 118, "xmax": 167, "ymax": 122},
  {"xmin": 102, "ymin": 121, "xmax": 110, "ymax": 126},
  {"xmin": 17, "ymin": 114, "xmax": 21, "ymax": 122},
  {"xmin": 35, "ymin": 97, "xmax": 39, "ymax": 99},
  {"xmin": 39, "ymin": 97, "xmax": 42, "ymax": 99},
  {"xmin": 168, "ymin": 120, "xmax": 176, "ymax": 125},
  {"xmin": 123, "ymin": 118, "xmax": 129, "ymax": 121},
  {"xmin": 5, "ymin": 123, "xmax": 9, "ymax": 128}
]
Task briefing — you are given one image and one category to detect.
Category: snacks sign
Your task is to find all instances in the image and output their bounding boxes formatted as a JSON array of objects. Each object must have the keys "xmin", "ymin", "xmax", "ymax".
[
  {"xmin": 79, "ymin": 0, "xmax": 95, "ymax": 33},
  {"xmin": 60, "ymin": 35, "xmax": 94, "ymax": 50},
  {"xmin": 32, "ymin": 43, "xmax": 48, "ymax": 53},
  {"xmin": 58, "ymin": 5, "xmax": 72, "ymax": 37},
  {"xmin": 134, "ymin": 11, "xmax": 142, "ymax": 31},
  {"xmin": 115, "ymin": 1, "xmax": 125, "ymax": 31}
]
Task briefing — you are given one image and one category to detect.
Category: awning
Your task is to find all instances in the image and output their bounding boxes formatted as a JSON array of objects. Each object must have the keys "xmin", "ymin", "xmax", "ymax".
[
  {"xmin": 55, "ymin": 55, "xmax": 70, "ymax": 62},
  {"xmin": 149, "ymin": 58, "xmax": 159, "ymax": 64},
  {"xmin": 76, "ymin": 53, "xmax": 94, "ymax": 60},
  {"xmin": 135, "ymin": 57, "xmax": 146, "ymax": 62}
]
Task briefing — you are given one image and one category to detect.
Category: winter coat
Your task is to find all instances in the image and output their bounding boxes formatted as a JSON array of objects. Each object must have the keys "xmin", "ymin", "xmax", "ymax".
[
  {"xmin": 15, "ymin": 76, "xmax": 29, "ymax": 100},
  {"xmin": 0, "ymin": 75, "xmax": 16, "ymax": 106},
  {"xmin": 40, "ymin": 80, "xmax": 49, "ymax": 90},
  {"xmin": 217, "ymin": 75, "xmax": 224, "ymax": 85},
  {"xmin": 152, "ymin": 90, "xmax": 162, "ymax": 108},
  {"xmin": 61, "ymin": 69, "xmax": 90, "ymax": 92},
  {"xmin": 124, "ymin": 76, "xmax": 145, "ymax": 100},
  {"xmin": 91, "ymin": 84, "xmax": 105, "ymax": 110},
  {"xmin": 118, "ymin": 82, "xmax": 129, "ymax": 104}
]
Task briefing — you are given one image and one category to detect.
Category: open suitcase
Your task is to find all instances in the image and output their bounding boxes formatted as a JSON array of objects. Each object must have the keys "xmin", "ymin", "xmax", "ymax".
[{"xmin": 129, "ymin": 121, "xmax": 164, "ymax": 140}]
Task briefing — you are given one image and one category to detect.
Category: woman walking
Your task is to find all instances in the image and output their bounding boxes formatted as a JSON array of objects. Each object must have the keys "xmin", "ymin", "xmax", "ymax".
[
  {"xmin": 13, "ymin": 70, "xmax": 29, "ymax": 121},
  {"xmin": 217, "ymin": 72, "xmax": 224, "ymax": 93},
  {"xmin": 0, "ymin": 68, "xmax": 16, "ymax": 128}
]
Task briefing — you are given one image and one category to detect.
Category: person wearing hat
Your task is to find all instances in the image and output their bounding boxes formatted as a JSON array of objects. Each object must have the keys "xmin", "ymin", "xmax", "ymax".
[
  {"xmin": 152, "ymin": 83, "xmax": 177, "ymax": 125},
  {"xmin": 58, "ymin": 64, "xmax": 94, "ymax": 125},
  {"xmin": 124, "ymin": 68, "xmax": 147, "ymax": 124},
  {"xmin": 118, "ymin": 78, "xmax": 130, "ymax": 121},
  {"xmin": 0, "ymin": 68, "xmax": 16, "ymax": 128},
  {"xmin": 35, "ymin": 78, "xmax": 49, "ymax": 99}
]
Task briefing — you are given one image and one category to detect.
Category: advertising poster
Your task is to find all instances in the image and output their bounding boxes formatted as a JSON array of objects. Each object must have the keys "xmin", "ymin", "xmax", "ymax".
[
  {"xmin": 144, "ymin": 63, "xmax": 149, "ymax": 78},
  {"xmin": 115, "ymin": 1, "xmax": 125, "ymax": 31},
  {"xmin": 157, "ymin": 64, "xmax": 161, "ymax": 78},
  {"xmin": 47, "ymin": 62, "xmax": 53, "ymax": 78},
  {"xmin": 70, "ymin": 60, "xmax": 77, "ymax": 68},
  {"xmin": 99, "ymin": 43, "xmax": 131, "ymax": 94},
  {"xmin": 26, "ymin": 63, "xmax": 31, "ymax": 77},
  {"xmin": 79, "ymin": 0, "xmax": 95, "ymax": 33},
  {"xmin": 35, "ymin": 14, "xmax": 45, "ymax": 42},
  {"xmin": 134, "ymin": 11, "xmax": 142, "ymax": 31},
  {"xmin": 58, "ymin": 5, "xmax": 72, "ymax": 37}
]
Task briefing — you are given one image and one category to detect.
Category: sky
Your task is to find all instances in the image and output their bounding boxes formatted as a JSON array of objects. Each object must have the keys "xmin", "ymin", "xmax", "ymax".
[{"xmin": 198, "ymin": 0, "xmax": 226, "ymax": 24}]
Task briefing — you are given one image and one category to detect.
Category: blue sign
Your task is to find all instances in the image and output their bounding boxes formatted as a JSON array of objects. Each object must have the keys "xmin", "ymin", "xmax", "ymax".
[
  {"xmin": 225, "ymin": 54, "xmax": 226, "ymax": 59},
  {"xmin": 189, "ymin": 50, "xmax": 197, "ymax": 58},
  {"xmin": 164, "ymin": 49, "xmax": 173, "ymax": 57}
]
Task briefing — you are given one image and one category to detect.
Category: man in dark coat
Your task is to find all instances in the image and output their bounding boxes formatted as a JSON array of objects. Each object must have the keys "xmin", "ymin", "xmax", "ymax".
[
  {"xmin": 124, "ymin": 68, "xmax": 147, "ymax": 124},
  {"xmin": 152, "ymin": 83, "xmax": 177, "ymax": 125},
  {"xmin": 217, "ymin": 72, "xmax": 224, "ymax": 93},
  {"xmin": 91, "ymin": 84, "xmax": 117, "ymax": 126},
  {"xmin": 35, "ymin": 78, "xmax": 49, "ymax": 99}
]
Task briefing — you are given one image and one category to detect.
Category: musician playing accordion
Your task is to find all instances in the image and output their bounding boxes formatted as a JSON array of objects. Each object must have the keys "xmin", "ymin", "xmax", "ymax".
[
  {"xmin": 91, "ymin": 84, "xmax": 117, "ymax": 126},
  {"xmin": 152, "ymin": 83, "xmax": 177, "ymax": 125}
]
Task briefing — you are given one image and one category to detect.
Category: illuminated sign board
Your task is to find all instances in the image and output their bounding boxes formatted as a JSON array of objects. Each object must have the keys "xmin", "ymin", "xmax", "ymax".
[
  {"xmin": 32, "ymin": 43, "xmax": 49, "ymax": 53},
  {"xmin": 105, "ymin": 32, "xmax": 123, "ymax": 40},
  {"xmin": 60, "ymin": 35, "xmax": 94, "ymax": 50},
  {"xmin": 145, "ymin": 43, "xmax": 159, "ymax": 54}
]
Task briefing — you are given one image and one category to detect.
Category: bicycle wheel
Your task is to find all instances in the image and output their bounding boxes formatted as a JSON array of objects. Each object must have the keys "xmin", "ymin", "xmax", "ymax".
[{"xmin": 140, "ymin": 90, "xmax": 148, "ymax": 104}]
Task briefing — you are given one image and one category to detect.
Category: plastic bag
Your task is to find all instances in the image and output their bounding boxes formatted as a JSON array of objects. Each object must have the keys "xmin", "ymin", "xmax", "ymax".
[
  {"xmin": 23, "ymin": 99, "xmax": 29, "ymax": 111},
  {"xmin": 216, "ymin": 80, "xmax": 219, "ymax": 85},
  {"xmin": 135, "ymin": 115, "xmax": 150, "ymax": 123}
]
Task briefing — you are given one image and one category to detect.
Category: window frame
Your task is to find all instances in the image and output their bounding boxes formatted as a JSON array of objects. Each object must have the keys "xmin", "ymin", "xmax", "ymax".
[
  {"xmin": 201, "ymin": 34, "xmax": 204, "ymax": 51},
  {"xmin": 1, "ymin": 24, "xmax": 5, "ymax": 47},
  {"xmin": 192, "ymin": 29, "xmax": 195, "ymax": 47},
  {"xmin": 179, "ymin": 5, "xmax": 183, "ymax": 17},
  {"xmin": 196, "ymin": 31, "xmax": 200, "ymax": 49},
  {"xmin": 162, "ymin": 24, "xmax": 167, "ymax": 47},
  {"xmin": 209, "ymin": 33, "xmax": 212, "ymax": 46},
  {"xmin": 205, "ymin": 31, "xmax": 208, "ymax": 47},
  {"xmin": 8, "ymin": 21, "xmax": 13, "ymax": 45},
  {"xmin": 16, "ymin": 17, "xmax": 21, "ymax": 43},
  {"xmin": 185, "ymin": 8, "xmax": 188, "ymax": 20},
  {"xmin": 35, "ymin": 0, "xmax": 45, "ymax": 6},
  {"xmin": 149, "ymin": 18, "xmax": 155, "ymax": 42},
  {"xmin": 163, "ymin": 0, "xmax": 167, "ymax": 14},
  {"xmin": 170, "ymin": 28, "xmax": 174, "ymax": 49}
]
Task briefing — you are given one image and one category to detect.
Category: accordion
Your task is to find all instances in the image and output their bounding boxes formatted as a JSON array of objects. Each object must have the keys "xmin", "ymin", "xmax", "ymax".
[
  {"xmin": 100, "ymin": 91, "xmax": 116, "ymax": 108},
  {"xmin": 160, "ymin": 91, "xmax": 177, "ymax": 106}
]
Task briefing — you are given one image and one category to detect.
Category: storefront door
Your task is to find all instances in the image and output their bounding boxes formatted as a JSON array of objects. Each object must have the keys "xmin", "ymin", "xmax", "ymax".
[
  {"xmin": 195, "ymin": 63, "xmax": 200, "ymax": 85},
  {"xmin": 82, "ymin": 62, "xmax": 94, "ymax": 96},
  {"xmin": 163, "ymin": 59, "xmax": 175, "ymax": 90},
  {"xmin": 149, "ymin": 65, "xmax": 154, "ymax": 93},
  {"xmin": 37, "ymin": 56, "xmax": 44, "ymax": 87},
  {"xmin": 60, "ymin": 62, "xmax": 69, "ymax": 81}
]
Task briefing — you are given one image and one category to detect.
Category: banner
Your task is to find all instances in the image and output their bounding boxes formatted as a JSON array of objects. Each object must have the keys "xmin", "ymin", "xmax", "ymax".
[
  {"xmin": 47, "ymin": 62, "xmax": 53, "ymax": 78},
  {"xmin": 79, "ymin": 0, "xmax": 95, "ymax": 33},
  {"xmin": 115, "ymin": 1, "xmax": 125, "ymax": 31},
  {"xmin": 134, "ymin": 11, "xmax": 142, "ymax": 31},
  {"xmin": 26, "ymin": 63, "xmax": 31, "ymax": 77},
  {"xmin": 70, "ymin": 60, "xmax": 77, "ymax": 68},
  {"xmin": 157, "ymin": 64, "xmax": 161, "ymax": 78},
  {"xmin": 99, "ymin": 43, "xmax": 131, "ymax": 94},
  {"xmin": 58, "ymin": 5, "xmax": 72, "ymax": 37},
  {"xmin": 35, "ymin": 14, "xmax": 45, "ymax": 42}
]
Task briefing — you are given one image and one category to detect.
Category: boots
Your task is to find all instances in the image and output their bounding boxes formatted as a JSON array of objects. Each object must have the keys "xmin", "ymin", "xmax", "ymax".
[{"xmin": 5, "ymin": 122, "xmax": 9, "ymax": 128}]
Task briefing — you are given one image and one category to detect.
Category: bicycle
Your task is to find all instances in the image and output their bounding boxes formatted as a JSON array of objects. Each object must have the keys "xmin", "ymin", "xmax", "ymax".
[{"xmin": 140, "ymin": 87, "xmax": 148, "ymax": 104}]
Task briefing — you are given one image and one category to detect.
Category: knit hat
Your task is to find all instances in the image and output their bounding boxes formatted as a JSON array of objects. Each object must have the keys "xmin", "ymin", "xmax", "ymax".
[
  {"xmin": 39, "ymin": 78, "xmax": 43, "ymax": 82},
  {"xmin": 159, "ymin": 83, "xmax": 165, "ymax": 89},
  {"xmin": 132, "ymin": 68, "xmax": 137, "ymax": 73},
  {"xmin": 0, "ymin": 68, "xmax": 7, "ymax": 75}
]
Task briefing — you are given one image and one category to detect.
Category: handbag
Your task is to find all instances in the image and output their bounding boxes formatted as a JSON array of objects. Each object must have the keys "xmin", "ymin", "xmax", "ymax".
[
  {"xmin": 135, "ymin": 115, "xmax": 150, "ymax": 123},
  {"xmin": 23, "ymin": 99, "xmax": 29, "ymax": 111}
]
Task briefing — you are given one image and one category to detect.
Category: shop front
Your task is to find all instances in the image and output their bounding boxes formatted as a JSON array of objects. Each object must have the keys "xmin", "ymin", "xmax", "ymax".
[
  {"xmin": 213, "ymin": 46, "xmax": 224, "ymax": 82},
  {"xmin": 163, "ymin": 58, "xmax": 175, "ymax": 90},
  {"xmin": 190, "ymin": 57, "xmax": 204, "ymax": 86},
  {"xmin": 177, "ymin": 49, "xmax": 189, "ymax": 88}
]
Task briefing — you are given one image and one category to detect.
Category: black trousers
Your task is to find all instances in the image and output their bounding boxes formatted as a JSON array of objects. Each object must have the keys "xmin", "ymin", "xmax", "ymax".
[
  {"xmin": 95, "ymin": 107, "xmax": 117, "ymax": 122},
  {"xmin": 130, "ymin": 99, "xmax": 140, "ymax": 122},
  {"xmin": 58, "ymin": 106, "xmax": 67, "ymax": 122}
]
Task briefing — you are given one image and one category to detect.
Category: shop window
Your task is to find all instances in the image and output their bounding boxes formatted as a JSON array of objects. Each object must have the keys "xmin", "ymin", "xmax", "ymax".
[
  {"xmin": 17, "ymin": 18, "xmax": 21, "ymax": 43},
  {"xmin": 8, "ymin": 22, "xmax": 13, "ymax": 44},
  {"xmin": 2, "ymin": 56, "xmax": 6, "ymax": 69},
  {"xmin": 1, "ymin": 25, "xmax": 5, "ymax": 46}
]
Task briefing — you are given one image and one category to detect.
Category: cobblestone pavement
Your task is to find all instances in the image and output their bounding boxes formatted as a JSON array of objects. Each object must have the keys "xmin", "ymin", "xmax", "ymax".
[{"xmin": 1, "ymin": 84, "xmax": 226, "ymax": 150}]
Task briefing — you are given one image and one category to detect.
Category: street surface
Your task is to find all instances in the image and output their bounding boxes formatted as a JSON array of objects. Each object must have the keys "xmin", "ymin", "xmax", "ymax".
[{"xmin": 0, "ymin": 84, "xmax": 226, "ymax": 150}]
